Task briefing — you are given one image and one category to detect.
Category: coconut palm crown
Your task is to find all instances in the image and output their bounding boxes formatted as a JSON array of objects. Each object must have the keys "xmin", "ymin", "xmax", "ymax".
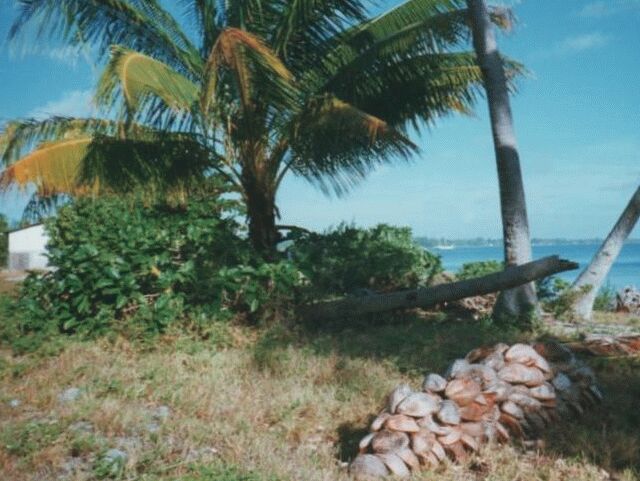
[{"xmin": 0, "ymin": 0, "xmax": 516, "ymax": 256}]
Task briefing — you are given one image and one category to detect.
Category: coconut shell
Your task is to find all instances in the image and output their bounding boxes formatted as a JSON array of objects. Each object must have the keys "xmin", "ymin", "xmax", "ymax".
[
  {"xmin": 371, "ymin": 430, "xmax": 410, "ymax": 454},
  {"xmin": 431, "ymin": 440, "xmax": 446, "ymax": 461},
  {"xmin": 445, "ymin": 378, "xmax": 482, "ymax": 406},
  {"xmin": 423, "ymin": 373, "xmax": 447, "ymax": 393},
  {"xmin": 498, "ymin": 363, "xmax": 545, "ymax": 387},
  {"xmin": 501, "ymin": 400, "xmax": 524, "ymax": 419},
  {"xmin": 385, "ymin": 415, "xmax": 420, "ymax": 433},
  {"xmin": 377, "ymin": 453, "xmax": 410, "ymax": 477},
  {"xmin": 397, "ymin": 448, "xmax": 420, "ymax": 470},
  {"xmin": 350, "ymin": 454, "xmax": 389, "ymax": 480},
  {"xmin": 359, "ymin": 432, "xmax": 375, "ymax": 453},
  {"xmin": 438, "ymin": 427, "xmax": 462, "ymax": 445},
  {"xmin": 505, "ymin": 344, "xmax": 551, "ymax": 373},
  {"xmin": 460, "ymin": 421, "xmax": 485, "ymax": 438},
  {"xmin": 388, "ymin": 384, "xmax": 413, "ymax": 414},
  {"xmin": 410, "ymin": 430, "xmax": 434, "ymax": 455},
  {"xmin": 461, "ymin": 433, "xmax": 479, "ymax": 452},
  {"xmin": 417, "ymin": 415, "xmax": 450, "ymax": 435},
  {"xmin": 446, "ymin": 359, "xmax": 470, "ymax": 379},
  {"xmin": 397, "ymin": 392, "xmax": 440, "ymax": 417},
  {"xmin": 529, "ymin": 383, "xmax": 556, "ymax": 401},
  {"xmin": 484, "ymin": 380, "xmax": 512, "ymax": 402},
  {"xmin": 371, "ymin": 412, "xmax": 391, "ymax": 432},
  {"xmin": 417, "ymin": 451, "xmax": 439, "ymax": 467},
  {"xmin": 459, "ymin": 401, "xmax": 488, "ymax": 422},
  {"xmin": 436, "ymin": 400, "xmax": 461, "ymax": 425},
  {"xmin": 445, "ymin": 441, "xmax": 468, "ymax": 462},
  {"xmin": 508, "ymin": 391, "xmax": 542, "ymax": 410},
  {"xmin": 499, "ymin": 412, "xmax": 524, "ymax": 438}
]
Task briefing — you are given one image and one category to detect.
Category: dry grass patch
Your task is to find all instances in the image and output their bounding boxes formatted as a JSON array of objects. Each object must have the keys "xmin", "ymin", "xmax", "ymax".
[{"xmin": 0, "ymin": 318, "xmax": 639, "ymax": 481}]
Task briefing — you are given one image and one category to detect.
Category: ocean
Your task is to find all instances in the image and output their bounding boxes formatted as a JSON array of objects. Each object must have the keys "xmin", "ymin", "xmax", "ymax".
[{"xmin": 428, "ymin": 243, "xmax": 640, "ymax": 290}]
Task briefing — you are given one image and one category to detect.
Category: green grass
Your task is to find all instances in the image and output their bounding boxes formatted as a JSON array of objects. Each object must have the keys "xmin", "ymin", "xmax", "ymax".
[{"xmin": 0, "ymin": 298, "xmax": 638, "ymax": 481}]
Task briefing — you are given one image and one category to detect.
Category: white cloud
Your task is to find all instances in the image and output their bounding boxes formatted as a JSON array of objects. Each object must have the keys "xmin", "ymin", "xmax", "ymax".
[
  {"xmin": 28, "ymin": 90, "xmax": 95, "ymax": 119},
  {"xmin": 553, "ymin": 32, "xmax": 610, "ymax": 55},
  {"xmin": 578, "ymin": 0, "xmax": 640, "ymax": 18}
]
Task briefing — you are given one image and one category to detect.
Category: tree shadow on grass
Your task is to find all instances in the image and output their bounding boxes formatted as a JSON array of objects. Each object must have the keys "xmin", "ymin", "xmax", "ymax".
[
  {"xmin": 541, "ymin": 355, "xmax": 640, "ymax": 477},
  {"xmin": 270, "ymin": 312, "xmax": 640, "ymax": 475}
]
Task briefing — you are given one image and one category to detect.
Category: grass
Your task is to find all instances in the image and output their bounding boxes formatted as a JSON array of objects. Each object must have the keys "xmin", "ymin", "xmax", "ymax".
[{"xmin": 0, "ymin": 294, "xmax": 638, "ymax": 480}]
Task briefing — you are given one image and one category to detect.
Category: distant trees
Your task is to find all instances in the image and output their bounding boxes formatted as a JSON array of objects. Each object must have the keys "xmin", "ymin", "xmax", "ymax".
[
  {"xmin": 466, "ymin": 0, "xmax": 538, "ymax": 323},
  {"xmin": 0, "ymin": 0, "xmax": 510, "ymax": 258},
  {"xmin": 569, "ymin": 185, "xmax": 640, "ymax": 320}
]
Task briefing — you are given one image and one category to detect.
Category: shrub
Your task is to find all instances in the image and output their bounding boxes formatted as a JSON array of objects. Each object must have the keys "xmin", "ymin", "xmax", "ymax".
[
  {"xmin": 286, "ymin": 223, "xmax": 441, "ymax": 296},
  {"xmin": 456, "ymin": 260, "xmax": 503, "ymax": 280},
  {"xmin": 15, "ymin": 196, "xmax": 303, "ymax": 337},
  {"xmin": 594, "ymin": 284, "xmax": 616, "ymax": 312},
  {"xmin": 0, "ymin": 214, "xmax": 7, "ymax": 267}
]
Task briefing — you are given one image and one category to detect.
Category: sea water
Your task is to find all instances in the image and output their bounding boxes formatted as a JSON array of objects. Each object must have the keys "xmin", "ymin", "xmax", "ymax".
[{"xmin": 429, "ymin": 243, "xmax": 640, "ymax": 290}]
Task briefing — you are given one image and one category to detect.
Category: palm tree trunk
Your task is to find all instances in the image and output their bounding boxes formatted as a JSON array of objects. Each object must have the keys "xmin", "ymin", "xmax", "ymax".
[
  {"xmin": 570, "ymin": 186, "xmax": 640, "ymax": 320},
  {"xmin": 243, "ymin": 175, "xmax": 280, "ymax": 259},
  {"xmin": 466, "ymin": 0, "xmax": 538, "ymax": 323}
]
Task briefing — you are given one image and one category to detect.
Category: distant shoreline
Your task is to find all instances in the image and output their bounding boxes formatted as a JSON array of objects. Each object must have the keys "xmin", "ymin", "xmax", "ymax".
[{"xmin": 417, "ymin": 238, "xmax": 640, "ymax": 248}]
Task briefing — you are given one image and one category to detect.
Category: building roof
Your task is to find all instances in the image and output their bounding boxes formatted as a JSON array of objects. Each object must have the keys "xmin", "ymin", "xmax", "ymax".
[{"xmin": 6, "ymin": 223, "xmax": 44, "ymax": 235}]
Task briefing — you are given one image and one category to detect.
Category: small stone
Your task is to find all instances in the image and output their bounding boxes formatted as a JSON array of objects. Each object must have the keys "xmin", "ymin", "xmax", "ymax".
[
  {"xmin": 152, "ymin": 405, "xmax": 171, "ymax": 420},
  {"xmin": 58, "ymin": 387, "xmax": 83, "ymax": 403},
  {"xmin": 69, "ymin": 421, "xmax": 94, "ymax": 434},
  {"xmin": 98, "ymin": 449, "xmax": 127, "ymax": 477}
]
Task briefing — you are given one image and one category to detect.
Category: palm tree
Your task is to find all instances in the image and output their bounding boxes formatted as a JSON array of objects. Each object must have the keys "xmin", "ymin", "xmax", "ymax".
[
  {"xmin": 466, "ymin": 0, "xmax": 538, "ymax": 322},
  {"xmin": 1, "ymin": 0, "xmax": 513, "ymax": 257},
  {"xmin": 570, "ymin": 185, "xmax": 640, "ymax": 320}
]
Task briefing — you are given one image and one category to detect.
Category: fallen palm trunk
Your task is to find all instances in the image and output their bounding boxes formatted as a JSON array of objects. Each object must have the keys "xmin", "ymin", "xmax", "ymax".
[
  {"xmin": 301, "ymin": 256, "xmax": 578, "ymax": 323},
  {"xmin": 350, "ymin": 342, "xmax": 601, "ymax": 479},
  {"xmin": 566, "ymin": 334, "xmax": 640, "ymax": 357}
]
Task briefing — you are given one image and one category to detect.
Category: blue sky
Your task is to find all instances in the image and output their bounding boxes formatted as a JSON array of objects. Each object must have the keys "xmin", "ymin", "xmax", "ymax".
[{"xmin": 0, "ymin": 0, "xmax": 638, "ymax": 238}]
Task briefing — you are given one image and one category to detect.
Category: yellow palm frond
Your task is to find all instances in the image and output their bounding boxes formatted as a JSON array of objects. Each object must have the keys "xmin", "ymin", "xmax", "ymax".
[
  {"xmin": 0, "ymin": 138, "xmax": 94, "ymax": 196},
  {"xmin": 203, "ymin": 28, "xmax": 294, "ymax": 112},
  {"xmin": 97, "ymin": 46, "xmax": 199, "ymax": 113}
]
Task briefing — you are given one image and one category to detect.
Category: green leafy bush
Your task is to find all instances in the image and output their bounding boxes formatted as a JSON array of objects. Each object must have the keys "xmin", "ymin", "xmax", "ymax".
[
  {"xmin": 594, "ymin": 284, "xmax": 616, "ymax": 311},
  {"xmin": 456, "ymin": 260, "xmax": 503, "ymax": 280},
  {"xmin": 15, "ymin": 196, "xmax": 302, "ymax": 337},
  {"xmin": 286, "ymin": 224, "xmax": 441, "ymax": 296}
]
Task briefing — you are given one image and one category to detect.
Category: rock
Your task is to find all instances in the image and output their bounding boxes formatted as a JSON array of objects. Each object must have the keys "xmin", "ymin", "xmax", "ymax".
[
  {"xmin": 396, "ymin": 392, "xmax": 440, "ymax": 417},
  {"xmin": 385, "ymin": 415, "xmax": 420, "ymax": 433},
  {"xmin": 69, "ymin": 421, "xmax": 94, "ymax": 434},
  {"xmin": 97, "ymin": 449, "xmax": 127, "ymax": 477},
  {"xmin": 387, "ymin": 384, "xmax": 413, "ymax": 414},
  {"xmin": 371, "ymin": 430, "xmax": 410, "ymax": 453},
  {"xmin": 58, "ymin": 387, "xmax": 83, "ymax": 403},
  {"xmin": 498, "ymin": 363, "xmax": 545, "ymax": 387},
  {"xmin": 422, "ymin": 373, "xmax": 447, "ymax": 393},
  {"xmin": 350, "ymin": 454, "xmax": 389, "ymax": 479},
  {"xmin": 152, "ymin": 405, "xmax": 171, "ymax": 420},
  {"xmin": 436, "ymin": 400, "xmax": 460, "ymax": 425}
]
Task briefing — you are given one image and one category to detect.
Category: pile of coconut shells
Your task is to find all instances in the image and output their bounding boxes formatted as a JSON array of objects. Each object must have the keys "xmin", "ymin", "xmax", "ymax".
[{"xmin": 350, "ymin": 342, "xmax": 602, "ymax": 479}]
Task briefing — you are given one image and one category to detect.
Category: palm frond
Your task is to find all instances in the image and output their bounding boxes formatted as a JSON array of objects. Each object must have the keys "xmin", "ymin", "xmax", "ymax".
[
  {"xmin": 10, "ymin": 0, "xmax": 202, "ymax": 76},
  {"xmin": 287, "ymin": 95, "xmax": 417, "ymax": 195},
  {"xmin": 178, "ymin": 0, "xmax": 221, "ymax": 55},
  {"xmin": 0, "ymin": 137, "xmax": 93, "ymax": 196},
  {"xmin": 96, "ymin": 46, "xmax": 200, "ymax": 115},
  {"xmin": 0, "ymin": 117, "xmax": 118, "ymax": 165},
  {"xmin": 202, "ymin": 27, "xmax": 296, "ymax": 113}
]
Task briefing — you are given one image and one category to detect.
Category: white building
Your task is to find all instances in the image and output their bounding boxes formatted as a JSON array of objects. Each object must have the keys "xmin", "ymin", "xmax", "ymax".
[{"xmin": 7, "ymin": 224, "xmax": 50, "ymax": 271}]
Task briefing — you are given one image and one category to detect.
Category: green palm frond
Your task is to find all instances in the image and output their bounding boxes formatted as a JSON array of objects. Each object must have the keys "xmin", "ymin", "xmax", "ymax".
[
  {"xmin": 96, "ymin": 46, "xmax": 200, "ymax": 114},
  {"xmin": 10, "ymin": 0, "xmax": 202, "ymax": 76},
  {"xmin": 287, "ymin": 95, "xmax": 416, "ymax": 195}
]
